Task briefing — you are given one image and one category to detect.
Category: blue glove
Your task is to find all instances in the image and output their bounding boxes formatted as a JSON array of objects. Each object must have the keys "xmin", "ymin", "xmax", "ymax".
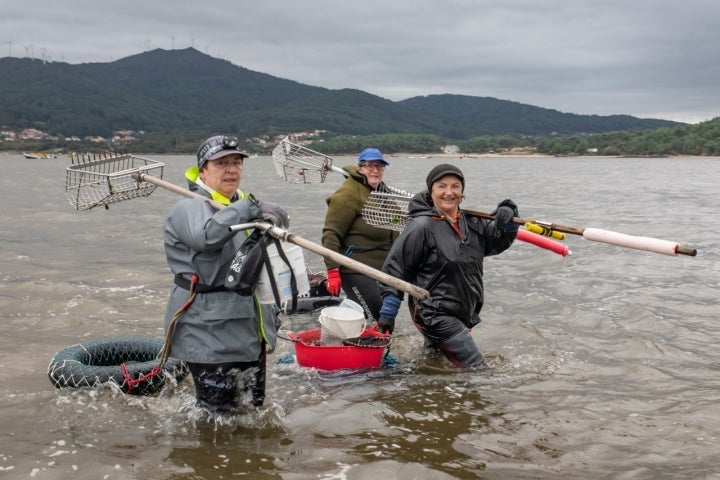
[
  {"xmin": 257, "ymin": 200, "xmax": 289, "ymax": 228},
  {"xmin": 377, "ymin": 294, "xmax": 402, "ymax": 333},
  {"xmin": 492, "ymin": 199, "xmax": 519, "ymax": 233}
]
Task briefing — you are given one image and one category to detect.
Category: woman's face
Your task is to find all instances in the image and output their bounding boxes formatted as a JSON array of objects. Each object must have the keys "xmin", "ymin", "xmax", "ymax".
[
  {"xmin": 357, "ymin": 161, "xmax": 386, "ymax": 189},
  {"xmin": 200, "ymin": 154, "xmax": 244, "ymax": 197},
  {"xmin": 430, "ymin": 174, "xmax": 463, "ymax": 217}
]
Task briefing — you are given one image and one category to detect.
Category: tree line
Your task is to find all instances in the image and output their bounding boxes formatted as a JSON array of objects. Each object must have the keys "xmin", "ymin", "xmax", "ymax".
[
  {"xmin": 4, "ymin": 117, "xmax": 718, "ymax": 157},
  {"xmin": 307, "ymin": 118, "xmax": 720, "ymax": 156}
]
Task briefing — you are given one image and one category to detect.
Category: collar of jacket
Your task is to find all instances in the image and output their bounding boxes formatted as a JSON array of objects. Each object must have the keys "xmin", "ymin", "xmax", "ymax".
[
  {"xmin": 431, "ymin": 212, "xmax": 461, "ymax": 222},
  {"xmin": 184, "ymin": 165, "xmax": 246, "ymax": 205},
  {"xmin": 343, "ymin": 164, "xmax": 380, "ymax": 189}
]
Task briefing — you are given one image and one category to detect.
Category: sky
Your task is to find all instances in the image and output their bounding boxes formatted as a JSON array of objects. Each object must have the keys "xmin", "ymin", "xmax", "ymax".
[{"xmin": 3, "ymin": 0, "xmax": 719, "ymax": 124}]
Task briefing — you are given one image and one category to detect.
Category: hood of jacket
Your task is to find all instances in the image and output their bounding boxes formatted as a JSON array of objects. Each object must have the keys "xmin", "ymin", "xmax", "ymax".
[
  {"xmin": 343, "ymin": 164, "xmax": 371, "ymax": 188},
  {"xmin": 408, "ymin": 191, "xmax": 442, "ymax": 218}
]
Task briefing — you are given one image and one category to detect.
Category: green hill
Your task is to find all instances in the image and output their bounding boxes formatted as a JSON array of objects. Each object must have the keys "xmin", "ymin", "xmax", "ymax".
[{"xmin": 0, "ymin": 47, "xmax": 682, "ymax": 150}]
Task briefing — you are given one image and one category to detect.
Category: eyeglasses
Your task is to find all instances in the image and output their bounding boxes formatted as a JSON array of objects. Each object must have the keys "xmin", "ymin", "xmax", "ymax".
[{"xmin": 359, "ymin": 162, "xmax": 386, "ymax": 171}]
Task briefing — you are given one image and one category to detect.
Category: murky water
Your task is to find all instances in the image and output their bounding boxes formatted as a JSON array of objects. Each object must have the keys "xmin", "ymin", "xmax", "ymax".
[{"xmin": 0, "ymin": 152, "xmax": 717, "ymax": 479}]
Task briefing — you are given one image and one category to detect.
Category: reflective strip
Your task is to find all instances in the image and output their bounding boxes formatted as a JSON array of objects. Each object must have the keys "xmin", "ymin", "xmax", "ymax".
[{"xmin": 254, "ymin": 296, "xmax": 271, "ymax": 347}]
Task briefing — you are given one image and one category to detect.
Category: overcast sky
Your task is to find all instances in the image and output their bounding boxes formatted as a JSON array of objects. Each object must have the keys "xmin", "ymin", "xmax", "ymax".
[{"xmin": 4, "ymin": 1, "xmax": 719, "ymax": 124}]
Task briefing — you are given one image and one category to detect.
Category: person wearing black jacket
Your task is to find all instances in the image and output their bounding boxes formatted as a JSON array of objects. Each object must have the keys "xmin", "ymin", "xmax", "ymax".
[{"xmin": 376, "ymin": 164, "xmax": 518, "ymax": 368}]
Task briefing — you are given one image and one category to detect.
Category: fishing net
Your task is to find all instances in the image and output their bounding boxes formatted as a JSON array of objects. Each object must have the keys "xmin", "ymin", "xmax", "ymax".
[{"xmin": 342, "ymin": 335, "xmax": 392, "ymax": 348}]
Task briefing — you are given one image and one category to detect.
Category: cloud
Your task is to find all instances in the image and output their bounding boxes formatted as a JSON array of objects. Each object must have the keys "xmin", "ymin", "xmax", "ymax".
[{"xmin": 3, "ymin": 0, "xmax": 719, "ymax": 123}]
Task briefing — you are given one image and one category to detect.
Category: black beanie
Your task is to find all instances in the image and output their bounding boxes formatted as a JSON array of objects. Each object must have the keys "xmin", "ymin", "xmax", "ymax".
[{"xmin": 426, "ymin": 164, "xmax": 465, "ymax": 192}]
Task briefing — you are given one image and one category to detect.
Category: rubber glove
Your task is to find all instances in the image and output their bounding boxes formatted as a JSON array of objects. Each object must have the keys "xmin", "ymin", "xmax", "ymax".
[
  {"xmin": 377, "ymin": 316, "xmax": 395, "ymax": 335},
  {"xmin": 257, "ymin": 200, "xmax": 289, "ymax": 228},
  {"xmin": 377, "ymin": 294, "xmax": 401, "ymax": 334},
  {"xmin": 492, "ymin": 199, "xmax": 519, "ymax": 233},
  {"xmin": 326, "ymin": 268, "xmax": 342, "ymax": 296}
]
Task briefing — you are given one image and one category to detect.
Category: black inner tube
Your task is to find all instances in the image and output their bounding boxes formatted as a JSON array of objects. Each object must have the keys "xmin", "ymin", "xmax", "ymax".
[{"xmin": 47, "ymin": 337, "xmax": 188, "ymax": 396}]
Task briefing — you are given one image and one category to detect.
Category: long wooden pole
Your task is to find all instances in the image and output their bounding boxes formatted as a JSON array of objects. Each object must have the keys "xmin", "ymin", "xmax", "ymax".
[
  {"xmin": 136, "ymin": 173, "xmax": 430, "ymax": 299},
  {"xmin": 229, "ymin": 224, "xmax": 429, "ymax": 300}
]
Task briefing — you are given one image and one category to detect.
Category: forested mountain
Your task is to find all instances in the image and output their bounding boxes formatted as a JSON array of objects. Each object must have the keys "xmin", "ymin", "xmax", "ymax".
[
  {"xmin": 399, "ymin": 94, "xmax": 676, "ymax": 136},
  {"xmin": 0, "ymin": 47, "xmax": 682, "ymax": 151}
]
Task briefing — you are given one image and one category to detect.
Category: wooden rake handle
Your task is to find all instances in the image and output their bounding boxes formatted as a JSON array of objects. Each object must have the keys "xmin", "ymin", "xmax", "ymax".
[
  {"xmin": 230, "ymin": 223, "xmax": 429, "ymax": 300},
  {"xmin": 136, "ymin": 173, "xmax": 430, "ymax": 299}
]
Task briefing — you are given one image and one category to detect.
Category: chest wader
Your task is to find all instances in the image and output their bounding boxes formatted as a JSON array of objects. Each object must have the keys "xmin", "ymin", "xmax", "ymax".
[{"xmin": 160, "ymin": 274, "xmax": 268, "ymax": 411}]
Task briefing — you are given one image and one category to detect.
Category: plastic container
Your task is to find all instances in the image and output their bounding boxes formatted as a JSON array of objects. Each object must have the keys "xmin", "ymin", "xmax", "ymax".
[
  {"xmin": 255, "ymin": 242, "xmax": 310, "ymax": 304},
  {"xmin": 319, "ymin": 306, "xmax": 365, "ymax": 344},
  {"xmin": 289, "ymin": 328, "xmax": 389, "ymax": 371}
]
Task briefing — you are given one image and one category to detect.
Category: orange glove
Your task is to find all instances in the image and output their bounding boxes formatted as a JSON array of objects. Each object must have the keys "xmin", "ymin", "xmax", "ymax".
[{"xmin": 326, "ymin": 268, "xmax": 342, "ymax": 296}]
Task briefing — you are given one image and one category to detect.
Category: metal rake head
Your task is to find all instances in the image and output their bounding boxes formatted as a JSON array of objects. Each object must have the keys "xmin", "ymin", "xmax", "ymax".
[
  {"xmin": 271, "ymin": 136, "xmax": 335, "ymax": 184},
  {"xmin": 361, "ymin": 191, "xmax": 413, "ymax": 232},
  {"xmin": 65, "ymin": 151, "xmax": 165, "ymax": 210}
]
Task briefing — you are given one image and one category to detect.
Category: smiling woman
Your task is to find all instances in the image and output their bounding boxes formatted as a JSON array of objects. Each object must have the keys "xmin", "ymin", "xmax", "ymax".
[{"xmin": 377, "ymin": 163, "xmax": 519, "ymax": 367}]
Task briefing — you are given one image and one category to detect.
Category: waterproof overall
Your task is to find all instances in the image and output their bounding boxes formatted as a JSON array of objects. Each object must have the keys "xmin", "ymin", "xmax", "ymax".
[{"xmin": 163, "ymin": 168, "xmax": 279, "ymax": 410}]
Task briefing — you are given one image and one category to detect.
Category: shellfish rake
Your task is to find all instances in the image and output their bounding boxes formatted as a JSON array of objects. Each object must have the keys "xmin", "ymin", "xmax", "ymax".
[
  {"xmin": 64, "ymin": 152, "xmax": 429, "ymax": 299},
  {"xmin": 272, "ymin": 137, "xmax": 567, "ymax": 255},
  {"xmin": 271, "ymin": 138, "xmax": 696, "ymax": 256},
  {"xmin": 362, "ymin": 191, "xmax": 697, "ymax": 257},
  {"xmin": 362, "ymin": 191, "xmax": 572, "ymax": 256},
  {"xmin": 271, "ymin": 136, "xmax": 413, "ymax": 195}
]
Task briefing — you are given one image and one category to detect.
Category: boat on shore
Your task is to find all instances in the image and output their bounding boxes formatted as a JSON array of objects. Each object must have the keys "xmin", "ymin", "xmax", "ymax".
[{"xmin": 23, "ymin": 152, "xmax": 57, "ymax": 159}]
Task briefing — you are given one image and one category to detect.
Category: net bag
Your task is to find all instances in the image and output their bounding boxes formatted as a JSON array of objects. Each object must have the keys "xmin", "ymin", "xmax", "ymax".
[{"xmin": 47, "ymin": 337, "xmax": 188, "ymax": 396}]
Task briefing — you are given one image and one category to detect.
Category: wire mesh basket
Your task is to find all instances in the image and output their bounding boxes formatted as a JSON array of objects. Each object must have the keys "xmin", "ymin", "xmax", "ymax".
[
  {"xmin": 361, "ymin": 191, "xmax": 413, "ymax": 232},
  {"xmin": 65, "ymin": 153, "xmax": 165, "ymax": 210},
  {"xmin": 271, "ymin": 137, "xmax": 333, "ymax": 184}
]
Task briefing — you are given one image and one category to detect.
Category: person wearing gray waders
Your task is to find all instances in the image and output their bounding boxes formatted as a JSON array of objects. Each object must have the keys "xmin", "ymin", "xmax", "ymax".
[
  {"xmin": 163, "ymin": 135, "xmax": 289, "ymax": 412},
  {"xmin": 377, "ymin": 164, "xmax": 518, "ymax": 368}
]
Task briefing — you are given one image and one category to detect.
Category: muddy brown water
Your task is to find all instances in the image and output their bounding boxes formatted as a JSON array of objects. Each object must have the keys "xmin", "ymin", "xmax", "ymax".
[{"xmin": 1, "ymin": 153, "xmax": 717, "ymax": 479}]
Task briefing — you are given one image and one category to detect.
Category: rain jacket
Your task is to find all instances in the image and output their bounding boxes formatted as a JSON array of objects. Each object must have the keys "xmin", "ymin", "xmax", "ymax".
[
  {"xmin": 322, "ymin": 165, "xmax": 399, "ymax": 271},
  {"xmin": 163, "ymin": 170, "xmax": 279, "ymax": 364},
  {"xmin": 380, "ymin": 192, "xmax": 517, "ymax": 342}
]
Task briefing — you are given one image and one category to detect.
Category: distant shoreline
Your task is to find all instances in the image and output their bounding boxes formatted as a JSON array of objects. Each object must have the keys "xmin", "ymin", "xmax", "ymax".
[
  {"xmin": 1, "ymin": 151, "xmax": 716, "ymax": 160},
  {"xmin": 388, "ymin": 153, "xmax": 717, "ymax": 159},
  {"xmin": 389, "ymin": 152, "xmax": 554, "ymax": 159}
]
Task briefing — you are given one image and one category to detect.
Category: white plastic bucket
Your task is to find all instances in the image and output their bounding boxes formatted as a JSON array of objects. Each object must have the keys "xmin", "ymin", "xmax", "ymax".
[
  {"xmin": 255, "ymin": 242, "xmax": 310, "ymax": 304},
  {"xmin": 319, "ymin": 306, "xmax": 365, "ymax": 345}
]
